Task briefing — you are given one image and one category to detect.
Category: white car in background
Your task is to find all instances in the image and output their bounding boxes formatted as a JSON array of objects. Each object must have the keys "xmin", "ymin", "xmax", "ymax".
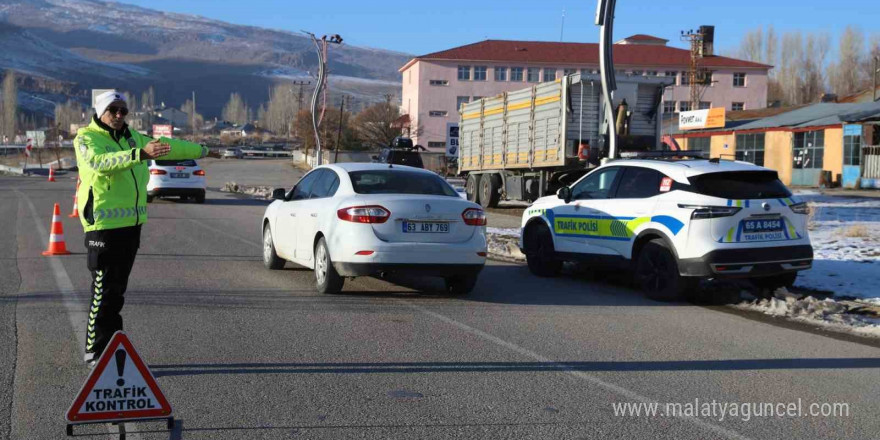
[
  {"xmin": 261, "ymin": 163, "xmax": 488, "ymax": 294},
  {"xmin": 146, "ymin": 159, "xmax": 207, "ymax": 203}
]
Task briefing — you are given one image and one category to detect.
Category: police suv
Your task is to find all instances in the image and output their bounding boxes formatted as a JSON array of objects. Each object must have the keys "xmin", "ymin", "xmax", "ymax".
[{"xmin": 519, "ymin": 155, "xmax": 813, "ymax": 300}]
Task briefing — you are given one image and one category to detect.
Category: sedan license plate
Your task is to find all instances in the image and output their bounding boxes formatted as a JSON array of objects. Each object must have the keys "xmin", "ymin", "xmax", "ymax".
[
  {"xmin": 170, "ymin": 172, "xmax": 189, "ymax": 179},
  {"xmin": 403, "ymin": 221, "xmax": 449, "ymax": 233}
]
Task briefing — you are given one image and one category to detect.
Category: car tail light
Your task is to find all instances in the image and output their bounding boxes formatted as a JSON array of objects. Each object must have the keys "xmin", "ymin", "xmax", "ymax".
[
  {"xmin": 337, "ymin": 206, "xmax": 390, "ymax": 224},
  {"xmin": 462, "ymin": 208, "xmax": 487, "ymax": 226},
  {"xmin": 355, "ymin": 250, "xmax": 374, "ymax": 256},
  {"xmin": 678, "ymin": 204, "xmax": 741, "ymax": 219},
  {"xmin": 789, "ymin": 202, "xmax": 810, "ymax": 215},
  {"xmin": 477, "ymin": 251, "xmax": 487, "ymax": 257},
  {"xmin": 193, "ymin": 169, "xmax": 206, "ymax": 176},
  {"xmin": 149, "ymin": 169, "xmax": 166, "ymax": 175}
]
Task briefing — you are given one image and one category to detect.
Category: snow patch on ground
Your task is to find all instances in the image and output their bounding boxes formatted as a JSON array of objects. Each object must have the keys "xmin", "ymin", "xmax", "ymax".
[
  {"xmin": 221, "ymin": 182, "xmax": 273, "ymax": 199},
  {"xmin": 734, "ymin": 289, "xmax": 880, "ymax": 338}
]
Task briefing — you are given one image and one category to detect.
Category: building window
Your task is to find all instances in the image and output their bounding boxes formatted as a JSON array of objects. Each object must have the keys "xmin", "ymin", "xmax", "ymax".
[
  {"xmin": 511, "ymin": 67, "xmax": 524, "ymax": 81},
  {"xmin": 474, "ymin": 66, "xmax": 487, "ymax": 81},
  {"xmin": 428, "ymin": 141, "xmax": 446, "ymax": 149},
  {"xmin": 681, "ymin": 74, "xmax": 691, "ymax": 85},
  {"xmin": 689, "ymin": 137, "xmax": 711, "ymax": 154},
  {"xmin": 456, "ymin": 96, "xmax": 470, "ymax": 111},
  {"xmin": 543, "ymin": 68, "xmax": 556, "ymax": 81},
  {"xmin": 731, "ymin": 102, "xmax": 745, "ymax": 111},
  {"xmin": 527, "ymin": 68, "xmax": 540, "ymax": 82},
  {"xmin": 844, "ymin": 131, "xmax": 862, "ymax": 166},
  {"xmin": 663, "ymin": 101, "xmax": 676, "ymax": 114},
  {"xmin": 646, "ymin": 71, "xmax": 658, "ymax": 76},
  {"xmin": 429, "ymin": 110, "xmax": 448, "ymax": 117},
  {"xmin": 793, "ymin": 130, "xmax": 825, "ymax": 169},
  {"xmin": 698, "ymin": 101, "xmax": 711, "ymax": 110},
  {"xmin": 631, "ymin": 70, "xmax": 644, "ymax": 76},
  {"xmin": 429, "ymin": 80, "xmax": 449, "ymax": 86},
  {"xmin": 472, "ymin": 96, "xmax": 482, "ymax": 101},
  {"xmin": 733, "ymin": 72, "xmax": 747, "ymax": 87},
  {"xmin": 679, "ymin": 101, "xmax": 692, "ymax": 112},
  {"xmin": 457, "ymin": 65, "xmax": 471, "ymax": 81},
  {"xmin": 494, "ymin": 67, "xmax": 507, "ymax": 81},
  {"xmin": 735, "ymin": 133, "xmax": 765, "ymax": 166},
  {"xmin": 564, "ymin": 68, "xmax": 577, "ymax": 76}
]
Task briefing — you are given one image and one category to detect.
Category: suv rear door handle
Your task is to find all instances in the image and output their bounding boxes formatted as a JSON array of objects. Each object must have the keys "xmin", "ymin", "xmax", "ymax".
[{"xmin": 310, "ymin": 213, "xmax": 318, "ymax": 217}]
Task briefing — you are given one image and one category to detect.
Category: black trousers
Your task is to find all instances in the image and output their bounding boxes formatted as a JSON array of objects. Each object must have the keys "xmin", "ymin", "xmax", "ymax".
[{"xmin": 84, "ymin": 225, "xmax": 141, "ymax": 356}]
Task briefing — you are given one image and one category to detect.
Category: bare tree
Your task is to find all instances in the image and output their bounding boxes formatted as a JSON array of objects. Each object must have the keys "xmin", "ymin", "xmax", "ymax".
[
  {"xmin": 828, "ymin": 26, "xmax": 866, "ymax": 97},
  {"xmin": 258, "ymin": 84, "xmax": 299, "ymax": 136},
  {"xmin": 179, "ymin": 99, "xmax": 204, "ymax": 130},
  {"xmin": 54, "ymin": 100, "xmax": 85, "ymax": 134},
  {"xmin": 351, "ymin": 102, "xmax": 403, "ymax": 149},
  {"xmin": 1, "ymin": 70, "xmax": 17, "ymax": 139},
  {"xmin": 800, "ymin": 33, "xmax": 830, "ymax": 103},
  {"xmin": 778, "ymin": 32, "xmax": 804, "ymax": 105},
  {"xmin": 738, "ymin": 28, "xmax": 763, "ymax": 62},
  {"xmin": 221, "ymin": 93, "xmax": 250, "ymax": 125}
]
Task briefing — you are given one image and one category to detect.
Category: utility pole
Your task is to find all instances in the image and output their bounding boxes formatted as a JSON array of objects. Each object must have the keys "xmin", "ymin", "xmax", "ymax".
[
  {"xmin": 334, "ymin": 95, "xmax": 347, "ymax": 164},
  {"xmin": 303, "ymin": 31, "xmax": 343, "ymax": 166},
  {"xmin": 291, "ymin": 80, "xmax": 309, "ymax": 139},
  {"xmin": 873, "ymin": 56, "xmax": 879, "ymax": 102},
  {"xmin": 191, "ymin": 91, "xmax": 196, "ymax": 141}
]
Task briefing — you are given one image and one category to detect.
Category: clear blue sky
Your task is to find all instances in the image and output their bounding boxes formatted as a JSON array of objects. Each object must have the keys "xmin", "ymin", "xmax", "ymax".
[{"xmin": 120, "ymin": 0, "xmax": 877, "ymax": 57}]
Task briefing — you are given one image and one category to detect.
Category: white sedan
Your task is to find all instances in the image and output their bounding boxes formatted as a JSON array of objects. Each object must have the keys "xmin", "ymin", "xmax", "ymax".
[{"xmin": 262, "ymin": 163, "xmax": 488, "ymax": 294}]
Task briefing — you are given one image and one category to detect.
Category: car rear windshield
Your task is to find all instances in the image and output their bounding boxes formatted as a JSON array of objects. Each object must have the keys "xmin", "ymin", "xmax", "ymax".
[
  {"xmin": 348, "ymin": 170, "xmax": 458, "ymax": 197},
  {"xmin": 155, "ymin": 159, "xmax": 197, "ymax": 167},
  {"xmin": 688, "ymin": 171, "xmax": 791, "ymax": 199}
]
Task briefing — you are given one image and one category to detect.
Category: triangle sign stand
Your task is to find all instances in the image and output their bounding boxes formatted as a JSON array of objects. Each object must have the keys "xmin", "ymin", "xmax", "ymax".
[{"xmin": 65, "ymin": 331, "xmax": 174, "ymax": 436}]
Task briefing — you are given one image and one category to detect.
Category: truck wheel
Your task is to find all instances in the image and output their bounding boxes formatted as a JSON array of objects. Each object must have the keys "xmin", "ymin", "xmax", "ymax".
[
  {"xmin": 524, "ymin": 222, "xmax": 562, "ymax": 277},
  {"xmin": 635, "ymin": 239, "xmax": 690, "ymax": 301},
  {"xmin": 466, "ymin": 174, "xmax": 481, "ymax": 204},
  {"xmin": 479, "ymin": 174, "xmax": 500, "ymax": 208}
]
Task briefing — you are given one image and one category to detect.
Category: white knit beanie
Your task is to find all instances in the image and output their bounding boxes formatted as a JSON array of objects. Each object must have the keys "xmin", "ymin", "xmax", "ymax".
[{"xmin": 94, "ymin": 90, "xmax": 127, "ymax": 117}]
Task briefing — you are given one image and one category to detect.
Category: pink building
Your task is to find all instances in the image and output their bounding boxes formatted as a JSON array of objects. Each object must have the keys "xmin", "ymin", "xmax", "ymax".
[{"xmin": 400, "ymin": 35, "xmax": 772, "ymax": 151}]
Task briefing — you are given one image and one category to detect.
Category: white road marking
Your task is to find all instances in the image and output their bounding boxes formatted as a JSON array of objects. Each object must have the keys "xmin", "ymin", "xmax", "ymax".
[
  {"xmin": 17, "ymin": 190, "xmax": 146, "ymax": 440},
  {"xmin": 405, "ymin": 301, "xmax": 754, "ymax": 440}
]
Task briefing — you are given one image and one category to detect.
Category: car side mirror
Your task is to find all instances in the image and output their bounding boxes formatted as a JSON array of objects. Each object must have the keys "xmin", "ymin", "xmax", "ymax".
[
  {"xmin": 557, "ymin": 187, "xmax": 572, "ymax": 204},
  {"xmin": 272, "ymin": 188, "xmax": 287, "ymax": 201}
]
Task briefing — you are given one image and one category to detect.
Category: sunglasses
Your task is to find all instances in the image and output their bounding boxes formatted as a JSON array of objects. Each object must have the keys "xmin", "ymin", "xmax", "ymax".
[{"xmin": 107, "ymin": 106, "xmax": 129, "ymax": 117}]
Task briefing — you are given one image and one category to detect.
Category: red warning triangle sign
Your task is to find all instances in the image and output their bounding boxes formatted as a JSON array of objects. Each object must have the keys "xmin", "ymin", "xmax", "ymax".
[{"xmin": 66, "ymin": 331, "xmax": 172, "ymax": 423}]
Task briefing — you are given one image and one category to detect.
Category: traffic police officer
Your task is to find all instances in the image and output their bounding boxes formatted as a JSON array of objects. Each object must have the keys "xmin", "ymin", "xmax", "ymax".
[{"xmin": 74, "ymin": 90, "xmax": 208, "ymax": 365}]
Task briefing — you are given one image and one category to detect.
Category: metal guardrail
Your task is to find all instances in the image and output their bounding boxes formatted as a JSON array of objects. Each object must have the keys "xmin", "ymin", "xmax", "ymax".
[{"xmin": 240, "ymin": 149, "xmax": 293, "ymax": 157}]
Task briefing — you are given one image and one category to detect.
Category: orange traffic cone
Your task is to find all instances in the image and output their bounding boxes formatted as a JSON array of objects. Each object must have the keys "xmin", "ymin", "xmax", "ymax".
[
  {"xmin": 69, "ymin": 179, "xmax": 80, "ymax": 218},
  {"xmin": 47, "ymin": 168, "xmax": 56, "ymax": 182},
  {"xmin": 42, "ymin": 203, "xmax": 71, "ymax": 256}
]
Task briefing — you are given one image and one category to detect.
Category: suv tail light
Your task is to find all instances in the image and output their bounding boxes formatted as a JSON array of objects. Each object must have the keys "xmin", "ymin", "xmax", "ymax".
[
  {"xmin": 678, "ymin": 204, "xmax": 741, "ymax": 219},
  {"xmin": 789, "ymin": 202, "xmax": 810, "ymax": 215},
  {"xmin": 337, "ymin": 206, "xmax": 390, "ymax": 224},
  {"xmin": 193, "ymin": 169, "xmax": 206, "ymax": 176},
  {"xmin": 149, "ymin": 169, "xmax": 167, "ymax": 175},
  {"xmin": 462, "ymin": 208, "xmax": 487, "ymax": 226}
]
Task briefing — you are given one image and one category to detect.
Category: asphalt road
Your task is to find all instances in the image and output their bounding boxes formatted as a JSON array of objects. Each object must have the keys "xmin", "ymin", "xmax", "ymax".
[{"xmin": 1, "ymin": 164, "xmax": 879, "ymax": 440}]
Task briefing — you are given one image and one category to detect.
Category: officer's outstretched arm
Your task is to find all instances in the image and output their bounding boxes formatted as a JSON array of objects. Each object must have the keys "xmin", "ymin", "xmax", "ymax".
[
  {"xmin": 75, "ymin": 133, "xmax": 143, "ymax": 177},
  {"xmin": 132, "ymin": 131, "xmax": 207, "ymax": 160}
]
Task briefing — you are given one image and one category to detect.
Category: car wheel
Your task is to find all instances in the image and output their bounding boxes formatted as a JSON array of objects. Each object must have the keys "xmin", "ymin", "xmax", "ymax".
[
  {"xmin": 262, "ymin": 225, "xmax": 285, "ymax": 270},
  {"xmin": 751, "ymin": 272, "xmax": 797, "ymax": 297},
  {"xmin": 524, "ymin": 222, "xmax": 562, "ymax": 277},
  {"xmin": 314, "ymin": 237, "xmax": 344, "ymax": 294},
  {"xmin": 444, "ymin": 274, "xmax": 478, "ymax": 295},
  {"xmin": 479, "ymin": 173, "xmax": 500, "ymax": 209},
  {"xmin": 636, "ymin": 239, "xmax": 690, "ymax": 301},
  {"xmin": 195, "ymin": 193, "xmax": 206, "ymax": 204},
  {"xmin": 466, "ymin": 174, "xmax": 481, "ymax": 204},
  {"xmin": 146, "ymin": 195, "xmax": 154, "ymax": 203}
]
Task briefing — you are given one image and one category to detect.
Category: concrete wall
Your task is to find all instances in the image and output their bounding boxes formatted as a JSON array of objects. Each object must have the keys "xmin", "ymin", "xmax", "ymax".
[
  {"xmin": 403, "ymin": 58, "xmax": 769, "ymax": 151},
  {"xmin": 765, "ymin": 131, "xmax": 793, "ymax": 185},
  {"xmin": 823, "ymin": 127, "xmax": 844, "ymax": 183},
  {"xmin": 710, "ymin": 134, "xmax": 735, "ymax": 159}
]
